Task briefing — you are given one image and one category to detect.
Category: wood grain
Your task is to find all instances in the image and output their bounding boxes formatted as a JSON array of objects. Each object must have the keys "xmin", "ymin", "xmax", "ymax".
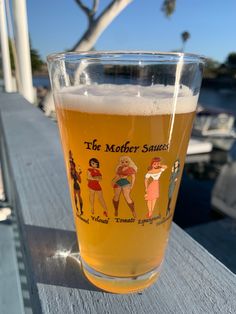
[{"xmin": 187, "ymin": 218, "xmax": 236, "ymax": 273}]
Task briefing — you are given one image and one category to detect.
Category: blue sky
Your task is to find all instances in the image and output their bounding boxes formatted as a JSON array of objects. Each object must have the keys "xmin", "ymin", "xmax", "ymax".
[{"xmin": 27, "ymin": 0, "xmax": 236, "ymax": 63}]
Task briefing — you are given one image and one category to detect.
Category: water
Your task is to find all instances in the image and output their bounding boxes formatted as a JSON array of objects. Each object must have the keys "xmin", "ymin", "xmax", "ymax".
[
  {"xmin": 199, "ymin": 87, "xmax": 236, "ymax": 116},
  {"xmin": 174, "ymin": 149, "xmax": 235, "ymax": 228},
  {"xmin": 33, "ymin": 75, "xmax": 50, "ymax": 88},
  {"xmin": 175, "ymin": 88, "xmax": 236, "ymax": 228},
  {"xmin": 33, "ymin": 76, "xmax": 236, "ymax": 228}
]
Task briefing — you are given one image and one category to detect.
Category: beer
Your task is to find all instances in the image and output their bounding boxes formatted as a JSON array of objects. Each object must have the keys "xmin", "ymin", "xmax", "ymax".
[{"xmin": 54, "ymin": 84, "xmax": 197, "ymax": 293}]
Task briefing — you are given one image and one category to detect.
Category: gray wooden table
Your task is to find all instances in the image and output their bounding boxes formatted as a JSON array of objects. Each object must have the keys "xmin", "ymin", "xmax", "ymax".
[{"xmin": 0, "ymin": 92, "xmax": 236, "ymax": 314}]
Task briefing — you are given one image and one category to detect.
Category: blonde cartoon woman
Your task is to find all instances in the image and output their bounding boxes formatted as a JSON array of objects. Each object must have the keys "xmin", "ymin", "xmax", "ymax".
[
  {"xmin": 87, "ymin": 158, "xmax": 108, "ymax": 217},
  {"xmin": 145, "ymin": 157, "xmax": 167, "ymax": 218},
  {"xmin": 112, "ymin": 156, "xmax": 137, "ymax": 218}
]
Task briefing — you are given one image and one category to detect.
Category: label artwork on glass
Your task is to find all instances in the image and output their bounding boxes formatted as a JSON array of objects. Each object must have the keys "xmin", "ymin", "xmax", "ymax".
[
  {"xmin": 111, "ymin": 156, "xmax": 137, "ymax": 218},
  {"xmin": 68, "ymin": 147, "xmax": 181, "ymax": 227},
  {"xmin": 166, "ymin": 159, "xmax": 180, "ymax": 217},
  {"xmin": 69, "ymin": 150, "xmax": 83, "ymax": 216},
  {"xmin": 144, "ymin": 157, "xmax": 167, "ymax": 218},
  {"xmin": 87, "ymin": 158, "xmax": 109, "ymax": 218}
]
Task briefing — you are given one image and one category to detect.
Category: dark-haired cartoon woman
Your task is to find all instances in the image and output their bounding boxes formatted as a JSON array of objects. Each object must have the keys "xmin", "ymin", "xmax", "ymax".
[
  {"xmin": 166, "ymin": 159, "xmax": 180, "ymax": 216},
  {"xmin": 87, "ymin": 158, "xmax": 108, "ymax": 217},
  {"xmin": 69, "ymin": 150, "xmax": 83, "ymax": 215},
  {"xmin": 145, "ymin": 157, "xmax": 167, "ymax": 218}
]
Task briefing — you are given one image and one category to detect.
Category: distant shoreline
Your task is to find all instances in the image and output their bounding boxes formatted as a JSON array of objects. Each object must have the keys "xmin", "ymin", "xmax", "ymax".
[
  {"xmin": 32, "ymin": 74, "xmax": 236, "ymax": 91},
  {"xmin": 33, "ymin": 75, "xmax": 50, "ymax": 88},
  {"xmin": 202, "ymin": 78, "xmax": 236, "ymax": 89}
]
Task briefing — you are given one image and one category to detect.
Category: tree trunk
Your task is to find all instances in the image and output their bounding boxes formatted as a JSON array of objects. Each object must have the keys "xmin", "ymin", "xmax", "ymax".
[
  {"xmin": 73, "ymin": 0, "xmax": 133, "ymax": 51},
  {"xmin": 45, "ymin": 0, "xmax": 133, "ymax": 116}
]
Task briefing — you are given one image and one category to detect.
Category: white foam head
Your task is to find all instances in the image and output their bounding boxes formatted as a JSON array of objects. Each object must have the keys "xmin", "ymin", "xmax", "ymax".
[{"xmin": 54, "ymin": 84, "xmax": 198, "ymax": 115}]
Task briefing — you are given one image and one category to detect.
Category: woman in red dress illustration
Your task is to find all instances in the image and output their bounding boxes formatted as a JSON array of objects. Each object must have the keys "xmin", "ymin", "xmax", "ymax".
[
  {"xmin": 112, "ymin": 156, "xmax": 137, "ymax": 218},
  {"xmin": 87, "ymin": 158, "xmax": 108, "ymax": 217},
  {"xmin": 69, "ymin": 151, "xmax": 83, "ymax": 215},
  {"xmin": 145, "ymin": 157, "xmax": 167, "ymax": 218}
]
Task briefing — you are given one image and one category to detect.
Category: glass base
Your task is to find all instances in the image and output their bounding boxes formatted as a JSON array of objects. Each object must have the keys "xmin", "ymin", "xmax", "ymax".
[{"xmin": 80, "ymin": 257, "xmax": 162, "ymax": 294}]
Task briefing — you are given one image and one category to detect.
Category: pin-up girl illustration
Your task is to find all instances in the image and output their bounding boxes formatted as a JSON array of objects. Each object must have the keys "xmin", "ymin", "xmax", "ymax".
[
  {"xmin": 112, "ymin": 156, "xmax": 137, "ymax": 218},
  {"xmin": 166, "ymin": 159, "xmax": 180, "ymax": 216},
  {"xmin": 87, "ymin": 158, "xmax": 108, "ymax": 217},
  {"xmin": 69, "ymin": 150, "xmax": 83, "ymax": 215},
  {"xmin": 144, "ymin": 157, "xmax": 167, "ymax": 218}
]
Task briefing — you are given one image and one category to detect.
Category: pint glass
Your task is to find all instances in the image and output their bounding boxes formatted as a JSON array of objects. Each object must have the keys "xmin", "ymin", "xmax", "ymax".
[{"xmin": 47, "ymin": 52, "xmax": 204, "ymax": 293}]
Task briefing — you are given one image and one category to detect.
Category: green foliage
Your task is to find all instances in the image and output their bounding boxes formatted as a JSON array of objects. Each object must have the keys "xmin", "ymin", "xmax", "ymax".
[
  {"xmin": 161, "ymin": 0, "xmax": 176, "ymax": 17},
  {"xmin": 226, "ymin": 52, "xmax": 236, "ymax": 67},
  {"xmin": 181, "ymin": 31, "xmax": 190, "ymax": 43},
  {"xmin": 30, "ymin": 47, "xmax": 44, "ymax": 72},
  {"xmin": 8, "ymin": 38, "xmax": 44, "ymax": 73},
  {"xmin": 205, "ymin": 58, "xmax": 220, "ymax": 70},
  {"xmin": 8, "ymin": 39, "xmax": 15, "ymax": 71},
  {"xmin": 203, "ymin": 58, "xmax": 220, "ymax": 78},
  {"xmin": 180, "ymin": 31, "xmax": 190, "ymax": 52}
]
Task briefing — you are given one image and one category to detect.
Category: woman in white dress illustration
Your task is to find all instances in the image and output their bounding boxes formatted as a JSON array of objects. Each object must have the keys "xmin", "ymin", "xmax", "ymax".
[{"xmin": 145, "ymin": 157, "xmax": 167, "ymax": 218}]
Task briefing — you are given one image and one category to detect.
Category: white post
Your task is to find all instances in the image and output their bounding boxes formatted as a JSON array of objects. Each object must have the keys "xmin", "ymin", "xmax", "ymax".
[
  {"xmin": 12, "ymin": 0, "xmax": 34, "ymax": 103},
  {"xmin": 0, "ymin": 0, "xmax": 13, "ymax": 92}
]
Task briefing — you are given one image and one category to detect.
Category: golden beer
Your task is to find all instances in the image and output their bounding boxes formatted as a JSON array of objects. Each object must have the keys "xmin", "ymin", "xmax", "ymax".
[
  {"xmin": 48, "ymin": 50, "xmax": 204, "ymax": 294},
  {"xmin": 54, "ymin": 85, "xmax": 196, "ymax": 293}
]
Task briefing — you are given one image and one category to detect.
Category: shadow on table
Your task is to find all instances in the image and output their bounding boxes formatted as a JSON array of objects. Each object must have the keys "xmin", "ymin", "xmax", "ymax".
[{"xmin": 24, "ymin": 225, "xmax": 101, "ymax": 292}]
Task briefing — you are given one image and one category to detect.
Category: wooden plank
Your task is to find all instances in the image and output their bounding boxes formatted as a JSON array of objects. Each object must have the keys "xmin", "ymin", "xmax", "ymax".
[
  {"xmin": 187, "ymin": 218, "xmax": 236, "ymax": 274},
  {"xmin": 0, "ymin": 163, "xmax": 5, "ymax": 200},
  {"xmin": 1, "ymin": 92, "xmax": 236, "ymax": 314},
  {"xmin": 23, "ymin": 223, "xmax": 236, "ymax": 314},
  {"xmin": 0, "ymin": 223, "xmax": 25, "ymax": 314}
]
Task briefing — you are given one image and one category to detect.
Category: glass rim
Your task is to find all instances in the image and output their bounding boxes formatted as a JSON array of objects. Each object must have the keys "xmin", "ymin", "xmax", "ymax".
[{"xmin": 47, "ymin": 50, "xmax": 206, "ymax": 64}]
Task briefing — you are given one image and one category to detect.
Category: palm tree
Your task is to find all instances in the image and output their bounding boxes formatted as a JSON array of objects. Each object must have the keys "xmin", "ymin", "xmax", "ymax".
[{"xmin": 181, "ymin": 31, "xmax": 190, "ymax": 52}]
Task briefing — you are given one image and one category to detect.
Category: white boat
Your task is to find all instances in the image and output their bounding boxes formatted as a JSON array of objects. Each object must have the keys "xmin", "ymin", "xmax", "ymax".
[
  {"xmin": 187, "ymin": 138, "xmax": 213, "ymax": 155},
  {"xmin": 211, "ymin": 161, "xmax": 236, "ymax": 219},
  {"xmin": 192, "ymin": 108, "xmax": 236, "ymax": 151},
  {"xmin": 185, "ymin": 153, "xmax": 211, "ymax": 164}
]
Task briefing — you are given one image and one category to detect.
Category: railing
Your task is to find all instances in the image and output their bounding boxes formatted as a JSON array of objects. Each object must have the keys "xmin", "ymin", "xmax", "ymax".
[{"xmin": 0, "ymin": 92, "xmax": 236, "ymax": 314}]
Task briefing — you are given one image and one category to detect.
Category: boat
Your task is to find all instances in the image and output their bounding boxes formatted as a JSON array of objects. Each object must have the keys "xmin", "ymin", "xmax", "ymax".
[
  {"xmin": 211, "ymin": 161, "xmax": 236, "ymax": 219},
  {"xmin": 185, "ymin": 152, "xmax": 210, "ymax": 164},
  {"xmin": 192, "ymin": 107, "xmax": 236, "ymax": 151},
  {"xmin": 187, "ymin": 138, "xmax": 213, "ymax": 155}
]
